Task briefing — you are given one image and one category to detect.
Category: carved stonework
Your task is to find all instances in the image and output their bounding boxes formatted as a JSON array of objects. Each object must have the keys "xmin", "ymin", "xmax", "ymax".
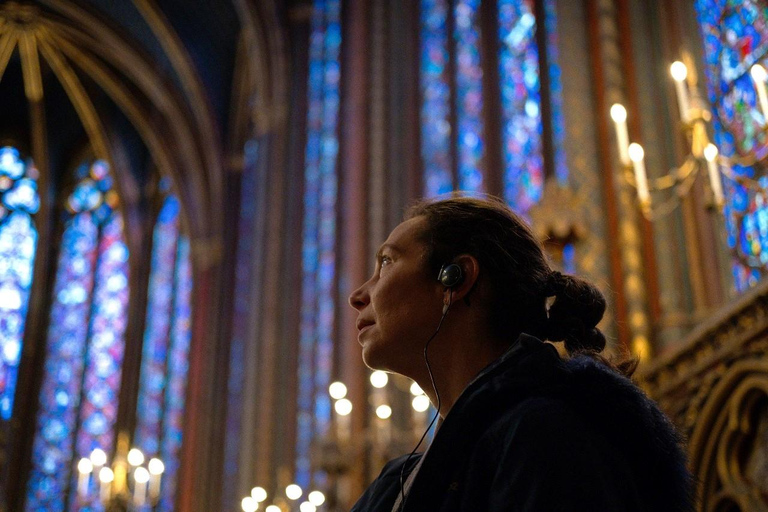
[{"xmin": 639, "ymin": 279, "xmax": 768, "ymax": 511}]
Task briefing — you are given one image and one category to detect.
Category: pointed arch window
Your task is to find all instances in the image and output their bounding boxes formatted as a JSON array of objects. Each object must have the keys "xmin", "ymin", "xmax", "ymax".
[
  {"xmin": 0, "ymin": 146, "xmax": 39, "ymax": 421},
  {"xmin": 297, "ymin": 0, "xmax": 341, "ymax": 489},
  {"xmin": 695, "ymin": 0, "xmax": 768, "ymax": 291},
  {"xmin": 26, "ymin": 160, "xmax": 130, "ymax": 511},
  {"xmin": 134, "ymin": 194, "xmax": 192, "ymax": 510},
  {"xmin": 420, "ymin": 0, "xmax": 568, "ymax": 216}
]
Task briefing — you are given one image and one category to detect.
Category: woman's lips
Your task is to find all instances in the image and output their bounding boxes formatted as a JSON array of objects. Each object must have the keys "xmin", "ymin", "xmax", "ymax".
[{"xmin": 358, "ymin": 323, "xmax": 374, "ymax": 341}]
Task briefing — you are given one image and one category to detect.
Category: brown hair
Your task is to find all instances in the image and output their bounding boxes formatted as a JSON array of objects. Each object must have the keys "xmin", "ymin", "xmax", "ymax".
[{"xmin": 406, "ymin": 195, "xmax": 636, "ymax": 376}]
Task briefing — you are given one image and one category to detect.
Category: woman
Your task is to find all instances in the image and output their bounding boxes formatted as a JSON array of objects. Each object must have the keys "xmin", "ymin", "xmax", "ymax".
[{"xmin": 348, "ymin": 196, "xmax": 693, "ymax": 511}]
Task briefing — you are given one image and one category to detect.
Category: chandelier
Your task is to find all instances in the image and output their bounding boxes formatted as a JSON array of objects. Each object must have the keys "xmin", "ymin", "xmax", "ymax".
[
  {"xmin": 74, "ymin": 432, "xmax": 165, "ymax": 510},
  {"xmin": 608, "ymin": 58, "xmax": 768, "ymax": 220}
]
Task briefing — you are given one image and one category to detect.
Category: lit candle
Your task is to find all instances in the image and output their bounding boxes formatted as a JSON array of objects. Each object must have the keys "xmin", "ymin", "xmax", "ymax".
[
  {"xmin": 77, "ymin": 458, "xmax": 93, "ymax": 498},
  {"xmin": 704, "ymin": 144, "xmax": 724, "ymax": 206},
  {"xmin": 98, "ymin": 467, "xmax": 114, "ymax": 504},
  {"xmin": 334, "ymin": 398, "xmax": 352, "ymax": 441},
  {"xmin": 133, "ymin": 467, "xmax": 149, "ymax": 506},
  {"xmin": 127, "ymin": 448, "xmax": 144, "ymax": 467},
  {"xmin": 750, "ymin": 64, "xmax": 768, "ymax": 123},
  {"xmin": 670, "ymin": 61, "xmax": 690, "ymax": 123},
  {"xmin": 90, "ymin": 448, "xmax": 107, "ymax": 478},
  {"xmin": 610, "ymin": 104, "xmax": 631, "ymax": 166},
  {"xmin": 628, "ymin": 143, "xmax": 651, "ymax": 207},
  {"xmin": 411, "ymin": 394, "xmax": 430, "ymax": 442},
  {"xmin": 375, "ymin": 405, "xmax": 392, "ymax": 445},
  {"xmin": 148, "ymin": 458, "xmax": 165, "ymax": 501}
]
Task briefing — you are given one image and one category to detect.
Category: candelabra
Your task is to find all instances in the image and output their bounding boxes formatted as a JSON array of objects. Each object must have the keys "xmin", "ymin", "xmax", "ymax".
[
  {"xmin": 608, "ymin": 58, "xmax": 768, "ymax": 220},
  {"xmin": 239, "ymin": 483, "xmax": 327, "ymax": 512},
  {"xmin": 237, "ymin": 373, "xmax": 432, "ymax": 512},
  {"xmin": 312, "ymin": 373, "xmax": 432, "ymax": 510},
  {"xmin": 74, "ymin": 432, "xmax": 165, "ymax": 511}
]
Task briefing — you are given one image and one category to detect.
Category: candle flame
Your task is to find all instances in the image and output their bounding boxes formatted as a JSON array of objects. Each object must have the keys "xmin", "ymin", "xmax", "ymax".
[
  {"xmin": 704, "ymin": 144, "xmax": 718, "ymax": 162},
  {"xmin": 610, "ymin": 104, "xmax": 627, "ymax": 123},
  {"xmin": 628, "ymin": 143, "xmax": 645, "ymax": 162},
  {"xmin": 751, "ymin": 64, "xmax": 767, "ymax": 83},
  {"xmin": 670, "ymin": 61, "xmax": 688, "ymax": 82}
]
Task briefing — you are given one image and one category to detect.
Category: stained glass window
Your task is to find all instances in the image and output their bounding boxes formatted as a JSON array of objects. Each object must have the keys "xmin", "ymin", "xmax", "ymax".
[
  {"xmin": 421, "ymin": 0, "xmax": 453, "ymax": 197},
  {"xmin": 134, "ymin": 194, "xmax": 192, "ymax": 509},
  {"xmin": 455, "ymin": 0, "xmax": 485, "ymax": 192},
  {"xmin": 26, "ymin": 160, "xmax": 130, "ymax": 512},
  {"xmin": 297, "ymin": 0, "xmax": 341, "ymax": 489},
  {"xmin": 223, "ymin": 139, "xmax": 259, "ymax": 508},
  {"xmin": 498, "ymin": 0, "xmax": 544, "ymax": 214},
  {"xmin": 0, "ymin": 146, "xmax": 39, "ymax": 421},
  {"xmin": 544, "ymin": 0, "xmax": 568, "ymax": 186},
  {"xmin": 695, "ymin": 0, "xmax": 768, "ymax": 291},
  {"xmin": 420, "ymin": 0, "xmax": 567, "ymax": 215}
]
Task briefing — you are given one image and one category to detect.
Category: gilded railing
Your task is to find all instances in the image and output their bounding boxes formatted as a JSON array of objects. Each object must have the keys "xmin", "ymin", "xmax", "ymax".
[{"xmin": 639, "ymin": 281, "xmax": 768, "ymax": 511}]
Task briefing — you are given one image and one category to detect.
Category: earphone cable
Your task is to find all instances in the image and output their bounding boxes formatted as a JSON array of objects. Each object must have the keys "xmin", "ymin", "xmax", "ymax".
[{"xmin": 397, "ymin": 290, "xmax": 451, "ymax": 511}]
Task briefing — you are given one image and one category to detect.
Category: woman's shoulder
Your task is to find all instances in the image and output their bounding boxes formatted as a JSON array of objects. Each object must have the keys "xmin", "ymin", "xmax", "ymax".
[{"xmin": 350, "ymin": 453, "xmax": 423, "ymax": 512}]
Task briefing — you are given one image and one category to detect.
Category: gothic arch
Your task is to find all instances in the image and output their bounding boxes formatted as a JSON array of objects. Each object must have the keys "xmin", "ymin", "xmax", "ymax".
[
  {"xmin": 689, "ymin": 360, "xmax": 768, "ymax": 511},
  {"xmin": 5, "ymin": 0, "xmax": 222, "ymax": 248}
]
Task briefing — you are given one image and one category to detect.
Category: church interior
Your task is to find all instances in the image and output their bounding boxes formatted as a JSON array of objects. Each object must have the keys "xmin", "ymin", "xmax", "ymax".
[{"xmin": 0, "ymin": 0, "xmax": 766, "ymax": 510}]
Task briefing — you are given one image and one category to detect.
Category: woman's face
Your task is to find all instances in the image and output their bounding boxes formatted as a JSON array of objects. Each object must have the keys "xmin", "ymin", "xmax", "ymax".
[{"xmin": 348, "ymin": 216, "xmax": 444, "ymax": 376}]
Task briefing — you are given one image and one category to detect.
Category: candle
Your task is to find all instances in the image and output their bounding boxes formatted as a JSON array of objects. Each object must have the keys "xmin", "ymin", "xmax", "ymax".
[
  {"xmin": 375, "ymin": 405, "xmax": 392, "ymax": 445},
  {"xmin": 134, "ymin": 467, "xmax": 149, "ymax": 506},
  {"xmin": 77, "ymin": 458, "xmax": 93, "ymax": 498},
  {"xmin": 670, "ymin": 61, "xmax": 690, "ymax": 123},
  {"xmin": 751, "ymin": 64, "xmax": 768, "ymax": 123},
  {"xmin": 334, "ymin": 398, "xmax": 352, "ymax": 441},
  {"xmin": 98, "ymin": 467, "xmax": 114, "ymax": 504},
  {"xmin": 127, "ymin": 448, "xmax": 144, "ymax": 467},
  {"xmin": 411, "ymin": 394, "xmax": 430, "ymax": 442},
  {"xmin": 148, "ymin": 458, "xmax": 165, "ymax": 501},
  {"xmin": 628, "ymin": 143, "xmax": 651, "ymax": 207},
  {"xmin": 610, "ymin": 104, "xmax": 631, "ymax": 166},
  {"xmin": 90, "ymin": 448, "xmax": 107, "ymax": 480},
  {"xmin": 704, "ymin": 144, "xmax": 724, "ymax": 206}
]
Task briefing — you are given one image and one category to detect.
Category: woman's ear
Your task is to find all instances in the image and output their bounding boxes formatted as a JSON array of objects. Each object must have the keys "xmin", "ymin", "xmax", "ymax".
[{"xmin": 441, "ymin": 254, "xmax": 480, "ymax": 305}]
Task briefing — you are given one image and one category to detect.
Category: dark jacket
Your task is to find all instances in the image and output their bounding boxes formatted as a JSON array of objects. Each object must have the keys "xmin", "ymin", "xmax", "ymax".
[{"xmin": 351, "ymin": 335, "xmax": 694, "ymax": 511}]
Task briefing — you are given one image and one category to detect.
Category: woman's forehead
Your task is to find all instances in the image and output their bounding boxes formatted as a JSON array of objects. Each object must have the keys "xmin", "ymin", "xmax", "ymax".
[{"xmin": 385, "ymin": 217, "xmax": 427, "ymax": 247}]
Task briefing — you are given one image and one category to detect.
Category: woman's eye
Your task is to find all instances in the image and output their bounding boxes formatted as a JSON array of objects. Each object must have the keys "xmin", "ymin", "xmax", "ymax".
[{"xmin": 380, "ymin": 255, "xmax": 392, "ymax": 267}]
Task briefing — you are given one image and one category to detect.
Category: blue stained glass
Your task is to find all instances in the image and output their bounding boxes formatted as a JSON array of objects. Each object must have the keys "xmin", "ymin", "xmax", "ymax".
[
  {"xmin": 27, "ymin": 161, "xmax": 129, "ymax": 512},
  {"xmin": 135, "ymin": 196, "xmax": 181, "ymax": 457},
  {"xmin": 130, "ymin": 194, "xmax": 192, "ymax": 512},
  {"xmin": 498, "ymin": 0, "xmax": 544, "ymax": 216},
  {"xmin": 27, "ymin": 213, "xmax": 99, "ymax": 511},
  {"xmin": 3, "ymin": 178, "xmax": 40, "ymax": 214},
  {"xmin": 160, "ymin": 235, "xmax": 192, "ymax": 510},
  {"xmin": 545, "ymin": 0, "xmax": 569, "ymax": 185},
  {"xmin": 695, "ymin": 0, "xmax": 768, "ymax": 291},
  {"xmin": 0, "ymin": 147, "xmax": 39, "ymax": 421},
  {"xmin": 0, "ymin": 147, "xmax": 25, "ymax": 180},
  {"xmin": 223, "ymin": 140, "xmax": 259, "ymax": 509},
  {"xmin": 0, "ymin": 214, "xmax": 37, "ymax": 420},
  {"xmin": 68, "ymin": 179, "xmax": 102, "ymax": 213},
  {"xmin": 298, "ymin": 0, "xmax": 340, "ymax": 489},
  {"xmin": 454, "ymin": 0, "xmax": 485, "ymax": 193},
  {"xmin": 421, "ymin": 0, "xmax": 453, "ymax": 197}
]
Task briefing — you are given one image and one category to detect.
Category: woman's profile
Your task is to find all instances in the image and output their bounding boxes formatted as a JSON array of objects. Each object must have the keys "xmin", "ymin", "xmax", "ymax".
[{"xmin": 348, "ymin": 196, "xmax": 694, "ymax": 512}]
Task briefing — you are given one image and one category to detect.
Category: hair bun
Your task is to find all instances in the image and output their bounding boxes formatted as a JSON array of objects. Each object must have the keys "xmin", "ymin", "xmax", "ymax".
[{"xmin": 545, "ymin": 274, "xmax": 607, "ymax": 353}]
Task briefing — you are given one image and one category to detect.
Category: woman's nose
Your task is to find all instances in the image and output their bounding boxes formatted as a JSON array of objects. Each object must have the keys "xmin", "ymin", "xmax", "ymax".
[{"xmin": 348, "ymin": 282, "xmax": 369, "ymax": 311}]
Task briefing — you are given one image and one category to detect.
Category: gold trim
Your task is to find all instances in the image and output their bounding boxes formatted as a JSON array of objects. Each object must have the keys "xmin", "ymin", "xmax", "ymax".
[
  {"xmin": 0, "ymin": 29, "xmax": 17, "ymax": 81},
  {"xmin": 37, "ymin": 0, "xmax": 215, "ymax": 239},
  {"xmin": 36, "ymin": 34, "xmax": 110, "ymax": 160},
  {"xmin": 18, "ymin": 28, "xmax": 42, "ymax": 100},
  {"xmin": 46, "ymin": 29, "xmax": 177, "ymax": 203},
  {"xmin": 131, "ymin": 0, "xmax": 223, "ymax": 222}
]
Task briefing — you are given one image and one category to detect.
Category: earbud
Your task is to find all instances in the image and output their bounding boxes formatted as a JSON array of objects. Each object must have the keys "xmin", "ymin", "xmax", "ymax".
[{"xmin": 438, "ymin": 263, "xmax": 463, "ymax": 288}]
